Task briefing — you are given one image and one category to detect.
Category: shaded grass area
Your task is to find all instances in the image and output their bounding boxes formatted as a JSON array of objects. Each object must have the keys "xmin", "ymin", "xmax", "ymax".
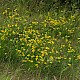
[{"xmin": 0, "ymin": 62, "xmax": 80, "ymax": 80}]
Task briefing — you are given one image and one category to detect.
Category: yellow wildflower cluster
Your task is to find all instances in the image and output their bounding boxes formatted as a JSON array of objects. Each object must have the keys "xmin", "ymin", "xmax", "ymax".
[{"xmin": 0, "ymin": 8, "xmax": 80, "ymax": 69}]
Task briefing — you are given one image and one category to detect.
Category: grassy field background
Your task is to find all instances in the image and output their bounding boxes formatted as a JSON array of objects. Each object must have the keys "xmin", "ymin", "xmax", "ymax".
[{"xmin": 0, "ymin": 0, "xmax": 80, "ymax": 80}]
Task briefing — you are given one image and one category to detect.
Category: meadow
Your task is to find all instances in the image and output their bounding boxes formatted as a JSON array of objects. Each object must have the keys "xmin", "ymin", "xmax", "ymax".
[{"xmin": 0, "ymin": 1, "xmax": 80, "ymax": 80}]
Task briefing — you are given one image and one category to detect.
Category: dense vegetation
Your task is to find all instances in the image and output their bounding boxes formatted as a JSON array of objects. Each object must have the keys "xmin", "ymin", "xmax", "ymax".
[{"xmin": 0, "ymin": 0, "xmax": 80, "ymax": 80}]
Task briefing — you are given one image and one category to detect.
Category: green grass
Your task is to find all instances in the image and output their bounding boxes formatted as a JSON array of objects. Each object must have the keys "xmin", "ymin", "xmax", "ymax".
[{"xmin": 0, "ymin": 1, "xmax": 80, "ymax": 80}]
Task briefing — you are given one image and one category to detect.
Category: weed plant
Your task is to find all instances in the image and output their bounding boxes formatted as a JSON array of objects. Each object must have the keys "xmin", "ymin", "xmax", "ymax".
[{"xmin": 0, "ymin": 1, "xmax": 80, "ymax": 80}]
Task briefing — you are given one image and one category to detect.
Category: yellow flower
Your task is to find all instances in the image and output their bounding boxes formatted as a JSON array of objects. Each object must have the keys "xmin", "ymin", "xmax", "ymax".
[
  {"xmin": 77, "ymin": 38, "xmax": 80, "ymax": 40},
  {"xmin": 7, "ymin": 8, "xmax": 10, "ymax": 9},
  {"xmin": 57, "ymin": 57, "xmax": 61, "ymax": 60},
  {"xmin": 51, "ymin": 41, "xmax": 54, "ymax": 44},
  {"xmin": 1, "ymin": 30, "xmax": 5, "ymax": 33},
  {"xmin": 50, "ymin": 56, "xmax": 54, "ymax": 60},
  {"xmin": 37, "ymin": 61, "xmax": 40, "ymax": 64},
  {"xmin": 30, "ymin": 60, "xmax": 33, "ymax": 63},
  {"xmin": 0, "ymin": 46, "xmax": 1, "ymax": 48},
  {"xmin": 44, "ymin": 62, "xmax": 47, "ymax": 64},
  {"xmin": 65, "ymin": 39, "xmax": 68, "ymax": 42},
  {"xmin": 45, "ymin": 47, "xmax": 49, "ymax": 50},
  {"xmin": 17, "ymin": 50, "xmax": 21, "ymax": 53},
  {"xmin": 32, "ymin": 46, "xmax": 35, "ymax": 49},
  {"xmin": 35, "ymin": 64, "xmax": 38, "ymax": 68},
  {"xmin": 40, "ymin": 57, "xmax": 44, "ymax": 62},
  {"xmin": 64, "ymin": 57, "xmax": 67, "ymax": 59},
  {"xmin": 45, "ymin": 34, "xmax": 51, "ymax": 38},
  {"xmin": 41, "ymin": 52, "xmax": 45, "ymax": 56},
  {"xmin": 27, "ymin": 54, "xmax": 30, "ymax": 57},
  {"xmin": 58, "ymin": 60, "xmax": 60, "ymax": 63},
  {"xmin": 14, "ymin": 9, "xmax": 17, "ymax": 12},
  {"xmin": 77, "ymin": 55, "xmax": 80, "ymax": 59},
  {"xmin": 9, "ymin": 15, "xmax": 15, "ymax": 19},
  {"xmin": 71, "ymin": 16, "xmax": 75, "ymax": 19},
  {"xmin": 48, "ymin": 41, "xmax": 54, "ymax": 44},
  {"xmin": 69, "ymin": 58, "xmax": 71, "ymax": 60},
  {"xmin": 35, "ymin": 56, "xmax": 38, "ymax": 61},
  {"xmin": 15, "ymin": 24, "xmax": 18, "ymax": 27},
  {"xmin": 1, "ymin": 36, "xmax": 5, "ymax": 40},
  {"xmin": 31, "ymin": 55, "xmax": 35, "ymax": 58},
  {"xmin": 26, "ymin": 58, "xmax": 29, "ymax": 60},
  {"xmin": 5, "ymin": 10, "xmax": 7, "ymax": 13},
  {"xmin": 50, "ymin": 62, "xmax": 53, "ymax": 64},
  {"xmin": 68, "ymin": 63, "xmax": 71, "ymax": 67},
  {"xmin": 32, "ymin": 49, "xmax": 35, "ymax": 53},
  {"xmin": 20, "ymin": 38, "xmax": 23, "ymax": 41},
  {"xmin": 22, "ymin": 60, "xmax": 27, "ymax": 62},
  {"xmin": 12, "ymin": 31, "xmax": 16, "ymax": 35},
  {"xmin": 56, "ymin": 50, "xmax": 59, "ymax": 53},
  {"xmin": 2, "ymin": 10, "xmax": 7, "ymax": 14},
  {"xmin": 22, "ymin": 52, "xmax": 25, "ymax": 56},
  {"xmin": 8, "ymin": 24, "xmax": 11, "ymax": 27},
  {"xmin": 44, "ymin": 23, "xmax": 46, "ymax": 27},
  {"xmin": 61, "ymin": 44, "xmax": 65, "ymax": 48},
  {"xmin": 67, "ymin": 48, "xmax": 75, "ymax": 53},
  {"xmin": 32, "ymin": 22, "xmax": 38, "ymax": 25}
]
